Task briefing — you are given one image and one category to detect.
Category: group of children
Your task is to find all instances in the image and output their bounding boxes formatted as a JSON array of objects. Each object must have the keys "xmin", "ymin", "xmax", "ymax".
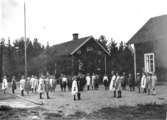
[
  {"xmin": 1, "ymin": 71, "xmax": 157, "ymax": 101},
  {"xmin": 1, "ymin": 74, "xmax": 57, "ymax": 99},
  {"xmin": 102, "ymin": 71, "xmax": 158, "ymax": 98}
]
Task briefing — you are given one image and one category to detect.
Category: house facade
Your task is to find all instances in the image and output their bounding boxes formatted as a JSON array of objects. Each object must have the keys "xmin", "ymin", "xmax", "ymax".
[
  {"xmin": 128, "ymin": 14, "xmax": 167, "ymax": 81},
  {"xmin": 50, "ymin": 33, "xmax": 110, "ymax": 75}
]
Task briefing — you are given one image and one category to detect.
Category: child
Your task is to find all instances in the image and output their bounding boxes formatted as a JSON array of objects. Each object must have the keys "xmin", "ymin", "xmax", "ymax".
[
  {"xmin": 25, "ymin": 77, "xmax": 31, "ymax": 95},
  {"xmin": 103, "ymin": 74, "xmax": 109, "ymax": 90},
  {"xmin": 128, "ymin": 74, "xmax": 134, "ymax": 91},
  {"xmin": 38, "ymin": 75, "xmax": 45, "ymax": 99},
  {"xmin": 109, "ymin": 72, "xmax": 116, "ymax": 97},
  {"xmin": 151, "ymin": 73, "xmax": 157, "ymax": 95},
  {"xmin": 11, "ymin": 76, "xmax": 17, "ymax": 94},
  {"xmin": 86, "ymin": 73, "xmax": 91, "ymax": 91},
  {"xmin": 136, "ymin": 73, "xmax": 141, "ymax": 93},
  {"xmin": 2, "ymin": 76, "xmax": 8, "ymax": 94},
  {"xmin": 71, "ymin": 76, "xmax": 78, "ymax": 101},
  {"xmin": 44, "ymin": 75, "xmax": 50, "ymax": 99},
  {"xmin": 20, "ymin": 75, "xmax": 26, "ymax": 96},
  {"xmin": 141, "ymin": 72, "xmax": 147, "ymax": 93}
]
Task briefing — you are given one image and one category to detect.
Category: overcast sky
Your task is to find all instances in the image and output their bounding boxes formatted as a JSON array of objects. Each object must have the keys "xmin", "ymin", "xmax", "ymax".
[{"xmin": 1, "ymin": 0, "xmax": 167, "ymax": 45}]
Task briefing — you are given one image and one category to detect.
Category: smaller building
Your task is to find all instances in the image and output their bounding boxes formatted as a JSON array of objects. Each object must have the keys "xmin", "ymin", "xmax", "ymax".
[
  {"xmin": 50, "ymin": 33, "xmax": 110, "ymax": 75},
  {"xmin": 128, "ymin": 14, "xmax": 167, "ymax": 81}
]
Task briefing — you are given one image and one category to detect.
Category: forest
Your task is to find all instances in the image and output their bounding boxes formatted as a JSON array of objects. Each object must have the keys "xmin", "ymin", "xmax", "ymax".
[{"xmin": 0, "ymin": 35, "xmax": 134, "ymax": 80}]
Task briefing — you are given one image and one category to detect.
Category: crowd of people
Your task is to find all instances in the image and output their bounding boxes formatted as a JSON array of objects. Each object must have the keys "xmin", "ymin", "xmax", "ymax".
[{"xmin": 1, "ymin": 71, "xmax": 157, "ymax": 101}]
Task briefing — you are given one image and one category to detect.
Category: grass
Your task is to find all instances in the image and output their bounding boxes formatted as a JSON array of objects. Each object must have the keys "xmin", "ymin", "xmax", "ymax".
[{"xmin": 0, "ymin": 103, "xmax": 166, "ymax": 120}]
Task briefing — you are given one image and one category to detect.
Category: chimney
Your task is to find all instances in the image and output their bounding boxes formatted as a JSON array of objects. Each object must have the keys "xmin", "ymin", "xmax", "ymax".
[{"xmin": 72, "ymin": 33, "xmax": 79, "ymax": 40}]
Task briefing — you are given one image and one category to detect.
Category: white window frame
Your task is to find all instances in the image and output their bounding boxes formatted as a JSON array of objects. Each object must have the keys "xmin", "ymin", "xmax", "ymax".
[{"xmin": 144, "ymin": 53, "xmax": 155, "ymax": 73}]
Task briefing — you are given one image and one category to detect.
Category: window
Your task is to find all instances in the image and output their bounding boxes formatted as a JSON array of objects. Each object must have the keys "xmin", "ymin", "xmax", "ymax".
[{"xmin": 144, "ymin": 53, "xmax": 155, "ymax": 73}]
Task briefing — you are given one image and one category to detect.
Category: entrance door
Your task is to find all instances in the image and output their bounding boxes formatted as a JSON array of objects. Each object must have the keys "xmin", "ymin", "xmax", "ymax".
[{"xmin": 144, "ymin": 53, "xmax": 155, "ymax": 73}]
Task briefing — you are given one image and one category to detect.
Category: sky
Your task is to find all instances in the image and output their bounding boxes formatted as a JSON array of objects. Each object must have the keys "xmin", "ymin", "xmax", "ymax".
[{"xmin": 1, "ymin": 0, "xmax": 167, "ymax": 46}]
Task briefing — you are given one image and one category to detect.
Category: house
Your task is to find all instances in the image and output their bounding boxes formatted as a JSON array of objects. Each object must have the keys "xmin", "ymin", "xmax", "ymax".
[
  {"xmin": 49, "ymin": 33, "xmax": 110, "ymax": 75},
  {"xmin": 128, "ymin": 14, "xmax": 167, "ymax": 81}
]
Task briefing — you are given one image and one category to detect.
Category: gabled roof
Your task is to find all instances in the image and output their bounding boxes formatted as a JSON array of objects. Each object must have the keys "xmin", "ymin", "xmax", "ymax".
[
  {"xmin": 49, "ymin": 36, "xmax": 110, "ymax": 56},
  {"xmin": 128, "ymin": 14, "xmax": 167, "ymax": 44}
]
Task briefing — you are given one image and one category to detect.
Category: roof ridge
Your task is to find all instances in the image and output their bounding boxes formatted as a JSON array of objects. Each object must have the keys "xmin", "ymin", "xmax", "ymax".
[
  {"xmin": 51, "ymin": 36, "xmax": 92, "ymax": 47},
  {"xmin": 150, "ymin": 14, "xmax": 167, "ymax": 20}
]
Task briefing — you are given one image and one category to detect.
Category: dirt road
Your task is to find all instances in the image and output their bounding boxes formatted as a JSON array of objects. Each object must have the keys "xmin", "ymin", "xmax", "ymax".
[{"xmin": 0, "ymin": 85, "xmax": 167, "ymax": 119}]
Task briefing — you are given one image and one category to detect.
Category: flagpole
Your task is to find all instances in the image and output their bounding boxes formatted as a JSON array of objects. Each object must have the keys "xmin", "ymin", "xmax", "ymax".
[
  {"xmin": 24, "ymin": 1, "xmax": 27, "ymax": 79},
  {"xmin": 133, "ymin": 44, "xmax": 137, "ymax": 83}
]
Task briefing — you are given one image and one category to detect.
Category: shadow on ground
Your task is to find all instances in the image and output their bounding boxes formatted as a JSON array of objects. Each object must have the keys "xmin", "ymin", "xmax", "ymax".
[{"xmin": 0, "ymin": 103, "xmax": 166, "ymax": 120}]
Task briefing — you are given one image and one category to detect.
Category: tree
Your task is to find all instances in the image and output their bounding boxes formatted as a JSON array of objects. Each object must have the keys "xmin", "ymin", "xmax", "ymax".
[{"xmin": 98, "ymin": 35, "xmax": 108, "ymax": 49}]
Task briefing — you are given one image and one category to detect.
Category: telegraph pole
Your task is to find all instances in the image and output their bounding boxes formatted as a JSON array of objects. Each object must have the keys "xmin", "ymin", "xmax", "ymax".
[
  {"xmin": 24, "ymin": 1, "xmax": 27, "ymax": 79},
  {"xmin": 0, "ymin": 39, "xmax": 4, "ymax": 82},
  {"xmin": 133, "ymin": 44, "xmax": 137, "ymax": 82}
]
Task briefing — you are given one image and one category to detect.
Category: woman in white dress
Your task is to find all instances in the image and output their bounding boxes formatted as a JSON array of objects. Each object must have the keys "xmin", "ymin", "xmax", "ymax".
[
  {"xmin": 109, "ymin": 72, "xmax": 116, "ymax": 97},
  {"xmin": 71, "ymin": 76, "xmax": 78, "ymax": 101},
  {"xmin": 2, "ymin": 76, "xmax": 8, "ymax": 94},
  {"xmin": 20, "ymin": 75, "xmax": 26, "ymax": 96},
  {"xmin": 141, "ymin": 72, "xmax": 147, "ymax": 93},
  {"xmin": 30, "ymin": 75, "xmax": 36, "ymax": 93},
  {"xmin": 92, "ymin": 73, "xmax": 96, "ymax": 90},
  {"xmin": 151, "ymin": 73, "xmax": 157, "ymax": 95},
  {"xmin": 86, "ymin": 73, "xmax": 91, "ymax": 91},
  {"xmin": 38, "ymin": 75, "xmax": 45, "ymax": 99}
]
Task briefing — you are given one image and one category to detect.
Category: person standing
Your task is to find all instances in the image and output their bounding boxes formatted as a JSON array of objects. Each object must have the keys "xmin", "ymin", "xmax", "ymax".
[
  {"xmin": 49, "ymin": 75, "xmax": 56, "ymax": 92},
  {"xmin": 30, "ymin": 75, "xmax": 36, "ymax": 93},
  {"xmin": 86, "ymin": 73, "xmax": 91, "ymax": 91},
  {"xmin": 141, "ymin": 72, "xmax": 147, "ymax": 93},
  {"xmin": 71, "ymin": 76, "xmax": 78, "ymax": 101},
  {"xmin": 146, "ymin": 73, "xmax": 152, "ymax": 95},
  {"xmin": 91, "ymin": 73, "xmax": 96, "ymax": 90},
  {"xmin": 2, "ymin": 75, "xmax": 8, "ymax": 94},
  {"xmin": 62, "ymin": 75, "xmax": 67, "ymax": 92},
  {"xmin": 115, "ymin": 73, "xmax": 122, "ymax": 98},
  {"xmin": 103, "ymin": 74, "xmax": 109, "ymax": 90},
  {"xmin": 151, "ymin": 73, "xmax": 157, "ymax": 95},
  {"xmin": 38, "ymin": 75, "xmax": 45, "ymax": 99},
  {"xmin": 67, "ymin": 76, "xmax": 72, "ymax": 92},
  {"xmin": 34, "ymin": 76, "xmax": 39, "ymax": 93},
  {"xmin": 20, "ymin": 75, "xmax": 26, "ymax": 96},
  {"xmin": 77, "ymin": 74, "xmax": 82, "ymax": 100},
  {"xmin": 11, "ymin": 76, "xmax": 17, "ymax": 94},
  {"xmin": 117, "ymin": 73, "xmax": 123, "ymax": 98},
  {"xmin": 59, "ymin": 74, "xmax": 63, "ymax": 91},
  {"xmin": 94, "ymin": 74, "xmax": 99, "ymax": 90},
  {"xmin": 121, "ymin": 72, "xmax": 126, "ymax": 90},
  {"xmin": 109, "ymin": 71, "xmax": 116, "ymax": 97},
  {"xmin": 77, "ymin": 73, "xmax": 84, "ymax": 91},
  {"xmin": 44, "ymin": 76, "xmax": 50, "ymax": 99},
  {"xmin": 127, "ymin": 74, "xmax": 134, "ymax": 91},
  {"xmin": 25, "ymin": 77, "xmax": 31, "ymax": 95},
  {"xmin": 136, "ymin": 73, "xmax": 141, "ymax": 93}
]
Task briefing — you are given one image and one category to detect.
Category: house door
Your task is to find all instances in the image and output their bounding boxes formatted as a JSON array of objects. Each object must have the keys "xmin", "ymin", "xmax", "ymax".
[{"xmin": 144, "ymin": 53, "xmax": 155, "ymax": 73}]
